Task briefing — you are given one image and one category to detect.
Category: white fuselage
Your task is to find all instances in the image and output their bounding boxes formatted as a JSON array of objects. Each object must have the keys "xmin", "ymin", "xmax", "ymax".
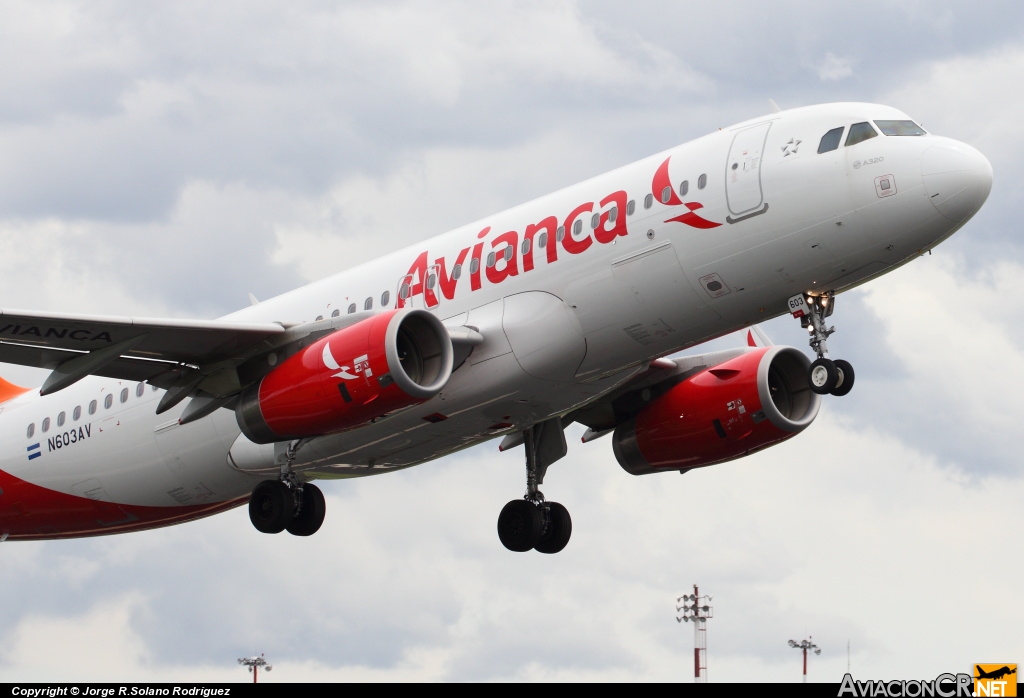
[{"xmin": 0, "ymin": 102, "xmax": 992, "ymax": 538}]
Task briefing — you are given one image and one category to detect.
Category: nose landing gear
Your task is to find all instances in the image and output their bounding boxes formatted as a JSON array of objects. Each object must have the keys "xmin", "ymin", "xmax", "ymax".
[
  {"xmin": 789, "ymin": 291, "xmax": 855, "ymax": 396},
  {"xmin": 496, "ymin": 419, "xmax": 572, "ymax": 554}
]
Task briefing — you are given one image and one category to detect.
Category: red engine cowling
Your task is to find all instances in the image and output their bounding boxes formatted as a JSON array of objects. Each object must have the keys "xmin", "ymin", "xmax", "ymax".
[
  {"xmin": 236, "ymin": 309, "xmax": 453, "ymax": 444},
  {"xmin": 612, "ymin": 346, "xmax": 820, "ymax": 475}
]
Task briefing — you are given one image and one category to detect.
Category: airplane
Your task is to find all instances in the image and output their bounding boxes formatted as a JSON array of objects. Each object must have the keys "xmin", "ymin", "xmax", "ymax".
[
  {"xmin": 975, "ymin": 666, "xmax": 1017, "ymax": 681},
  {"xmin": 0, "ymin": 102, "xmax": 992, "ymax": 553}
]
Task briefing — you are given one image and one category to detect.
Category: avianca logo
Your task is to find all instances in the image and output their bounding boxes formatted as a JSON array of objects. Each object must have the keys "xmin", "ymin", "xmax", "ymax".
[
  {"xmin": 397, "ymin": 189, "xmax": 630, "ymax": 308},
  {"xmin": 652, "ymin": 157, "xmax": 721, "ymax": 230},
  {"xmin": 322, "ymin": 343, "xmax": 371, "ymax": 380}
]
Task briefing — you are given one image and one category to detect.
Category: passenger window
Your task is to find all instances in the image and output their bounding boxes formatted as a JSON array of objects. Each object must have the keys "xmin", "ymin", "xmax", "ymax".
[
  {"xmin": 136, "ymin": 383, "xmax": 145, "ymax": 397},
  {"xmin": 381, "ymin": 291, "xmax": 390, "ymax": 306},
  {"xmin": 347, "ymin": 303, "xmax": 356, "ymax": 314},
  {"xmin": 73, "ymin": 406, "xmax": 81, "ymax": 421},
  {"xmin": 845, "ymin": 122, "xmax": 878, "ymax": 147},
  {"xmin": 452, "ymin": 263, "xmax": 462, "ymax": 279},
  {"xmin": 644, "ymin": 193, "xmax": 653, "ymax": 209},
  {"xmin": 556, "ymin": 226, "xmax": 565, "ymax": 242},
  {"xmin": 609, "ymin": 207, "xmax": 617, "ymax": 223},
  {"xmin": 399, "ymin": 283, "xmax": 410, "ymax": 300},
  {"xmin": 627, "ymin": 200, "xmax": 636, "ymax": 216},
  {"xmin": 503, "ymin": 246, "xmax": 512, "ymax": 261},
  {"xmin": 27, "ymin": 423, "xmax": 34, "ymax": 438},
  {"xmin": 89, "ymin": 400, "xmax": 97, "ymax": 415},
  {"xmin": 486, "ymin": 252, "xmax": 496, "ymax": 268},
  {"xmin": 521, "ymin": 239, "xmax": 531, "ymax": 256},
  {"xmin": 315, "ymin": 315, "xmax": 323, "ymax": 321},
  {"xmin": 104, "ymin": 394, "xmax": 113, "ymax": 409},
  {"xmin": 698, "ymin": 174, "xmax": 707, "ymax": 190},
  {"xmin": 679, "ymin": 180, "xmax": 689, "ymax": 197},
  {"xmin": 470, "ymin": 258, "xmax": 480, "ymax": 274},
  {"xmin": 590, "ymin": 213, "xmax": 599, "ymax": 229},
  {"xmin": 426, "ymin": 272, "xmax": 437, "ymax": 289},
  {"xmin": 120, "ymin": 388, "xmax": 129, "ymax": 403},
  {"xmin": 57, "ymin": 411, "xmax": 66, "ymax": 427},
  {"xmin": 331, "ymin": 309, "xmax": 340, "ymax": 317},
  {"xmin": 817, "ymin": 127, "xmax": 844, "ymax": 153},
  {"xmin": 42, "ymin": 417, "xmax": 50, "ymax": 432},
  {"xmin": 364, "ymin": 297, "xmax": 373, "ymax": 311},
  {"xmin": 660, "ymin": 186, "xmax": 672, "ymax": 204},
  {"xmin": 573, "ymin": 220, "xmax": 582, "ymax": 236}
]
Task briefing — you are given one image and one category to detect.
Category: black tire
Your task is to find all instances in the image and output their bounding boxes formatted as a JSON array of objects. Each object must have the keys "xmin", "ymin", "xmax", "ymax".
[
  {"xmin": 830, "ymin": 359, "xmax": 855, "ymax": 397},
  {"xmin": 808, "ymin": 358, "xmax": 838, "ymax": 394},
  {"xmin": 286, "ymin": 483, "xmax": 326, "ymax": 537},
  {"xmin": 249, "ymin": 480, "xmax": 295, "ymax": 534},
  {"xmin": 534, "ymin": 502, "xmax": 572, "ymax": 555},
  {"xmin": 497, "ymin": 499, "xmax": 543, "ymax": 552}
]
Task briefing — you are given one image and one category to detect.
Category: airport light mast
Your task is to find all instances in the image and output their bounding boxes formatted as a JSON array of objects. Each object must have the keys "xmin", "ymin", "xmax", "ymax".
[
  {"xmin": 788, "ymin": 637, "xmax": 821, "ymax": 683},
  {"xmin": 237, "ymin": 653, "xmax": 272, "ymax": 683},
  {"xmin": 676, "ymin": 584, "xmax": 713, "ymax": 682}
]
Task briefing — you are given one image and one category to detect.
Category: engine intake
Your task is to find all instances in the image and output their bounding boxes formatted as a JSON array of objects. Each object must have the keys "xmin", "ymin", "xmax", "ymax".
[
  {"xmin": 613, "ymin": 346, "xmax": 820, "ymax": 475},
  {"xmin": 236, "ymin": 309, "xmax": 453, "ymax": 444}
]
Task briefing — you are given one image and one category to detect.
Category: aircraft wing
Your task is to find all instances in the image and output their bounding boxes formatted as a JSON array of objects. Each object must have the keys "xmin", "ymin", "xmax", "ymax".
[
  {"xmin": 0, "ymin": 307, "xmax": 289, "ymax": 393},
  {"xmin": 566, "ymin": 340, "xmax": 766, "ymax": 438}
]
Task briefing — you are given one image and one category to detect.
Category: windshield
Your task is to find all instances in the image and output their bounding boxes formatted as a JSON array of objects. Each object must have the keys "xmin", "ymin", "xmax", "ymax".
[{"xmin": 874, "ymin": 120, "xmax": 927, "ymax": 136}]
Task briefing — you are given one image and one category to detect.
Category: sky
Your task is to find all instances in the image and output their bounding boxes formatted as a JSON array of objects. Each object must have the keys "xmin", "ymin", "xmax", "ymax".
[{"xmin": 1, "ymin": 0, "xmax": 1022, "ymax": 683}]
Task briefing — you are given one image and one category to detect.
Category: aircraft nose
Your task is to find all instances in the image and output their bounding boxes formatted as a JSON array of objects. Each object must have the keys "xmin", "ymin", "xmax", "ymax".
[{"xmin": 921, "ymin": 140, "xmax": 993, "ymax": 223}]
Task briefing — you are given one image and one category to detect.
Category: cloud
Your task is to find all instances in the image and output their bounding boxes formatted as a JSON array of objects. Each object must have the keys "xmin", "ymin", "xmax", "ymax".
[{"xmin": 816, "ymin": 52, "xmax": 855, "ymax": 81}]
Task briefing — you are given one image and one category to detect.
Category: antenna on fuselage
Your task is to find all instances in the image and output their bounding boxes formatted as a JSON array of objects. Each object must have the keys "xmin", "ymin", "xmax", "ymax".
[{"xmin": 768, "ymin": 98, "xmax": 782, "ymax": 113}]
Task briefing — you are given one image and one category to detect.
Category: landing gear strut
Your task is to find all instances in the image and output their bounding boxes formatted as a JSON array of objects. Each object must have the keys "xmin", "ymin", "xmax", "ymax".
[
  {"xmin": 248, "ymin": 441, "xmax": 326, "ymax": 536},
  {"xmin": 789, "ymin": 291, "xmax": 855, "ymax": 397},
  {"xmin": 497, "ymin": 421, "xmax": 572, "ymax": 554}
]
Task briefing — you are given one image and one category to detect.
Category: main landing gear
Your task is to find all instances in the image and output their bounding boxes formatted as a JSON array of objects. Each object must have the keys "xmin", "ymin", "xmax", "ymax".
[
  {"xmin": 249, "ymin": 478, "xmax": 326, "ymax": 536},
  {"xmin": 497, "ymin": 421, "xmax": 572, "ymax": 554},
  {"xmin": 790, "ymin": 291, "xmax": 855, "ymax": 397},
  {"xmin": 248, "ymin": 443, "xmax": 326, "ymax": 536}
]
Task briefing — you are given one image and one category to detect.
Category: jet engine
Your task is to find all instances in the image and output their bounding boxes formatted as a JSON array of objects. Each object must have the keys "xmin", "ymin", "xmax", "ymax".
[
  {"xmin": 236, "ymin": 309, "xmax": 453, "ymax": 444},
  {"xmin": 612, "ymin": 346, "xmax": 820, "ymax": 475}
]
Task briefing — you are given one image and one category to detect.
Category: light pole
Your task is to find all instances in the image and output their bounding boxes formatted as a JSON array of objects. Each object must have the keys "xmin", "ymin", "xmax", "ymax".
[
  {"xmin": 788, "ymin": 637, "xmax": 821, "ymax": 683},
  {"xmin": 676, "ymin": 584, "xmax": 713, "ymax": 683},
  {"xmin": 237, "ymin": 653, "xmax": 273, "ymax": 683}
]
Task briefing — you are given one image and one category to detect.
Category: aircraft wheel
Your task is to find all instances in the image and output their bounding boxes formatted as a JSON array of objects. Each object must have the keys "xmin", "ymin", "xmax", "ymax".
[
  {"xmin": 808, "ymin": 358, "xmax": 838, "ymax": 394},
  {"xmin": 286, "ymin": 484, "xmax": 326, "ymax": 537},
  {"xmin": 534, "ymin": 502, "xmax": 572, "ymax": 555},
  {"xmin": 497, "ymin": 499, "xmax": 543, "ymax": 552},
  {"xmin": 249, "ymin": 480, "xmax": 295, "ymax": 534},
  {"xmin": 830, "ymin": 359, "xmax": 855, "ymax": 397}
]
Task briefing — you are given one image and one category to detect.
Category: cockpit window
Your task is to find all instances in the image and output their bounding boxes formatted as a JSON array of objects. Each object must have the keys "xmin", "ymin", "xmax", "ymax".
[
  {"xmin": 817, "ymin": 127, "xmax": 844, "ymax": 154},
  {"xmin": 845, "ymin": 122, "xmax": 878, "ymax": 147},
  {"xmin": 874, "ymin": 120, "xmax": 927, "ymax": 136}
]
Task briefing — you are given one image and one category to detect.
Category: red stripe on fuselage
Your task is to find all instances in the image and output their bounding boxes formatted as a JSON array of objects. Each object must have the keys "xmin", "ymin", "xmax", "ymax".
[{"xmin": 0, "ymin": 467, "xmax": 247, "ymax": 540}]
